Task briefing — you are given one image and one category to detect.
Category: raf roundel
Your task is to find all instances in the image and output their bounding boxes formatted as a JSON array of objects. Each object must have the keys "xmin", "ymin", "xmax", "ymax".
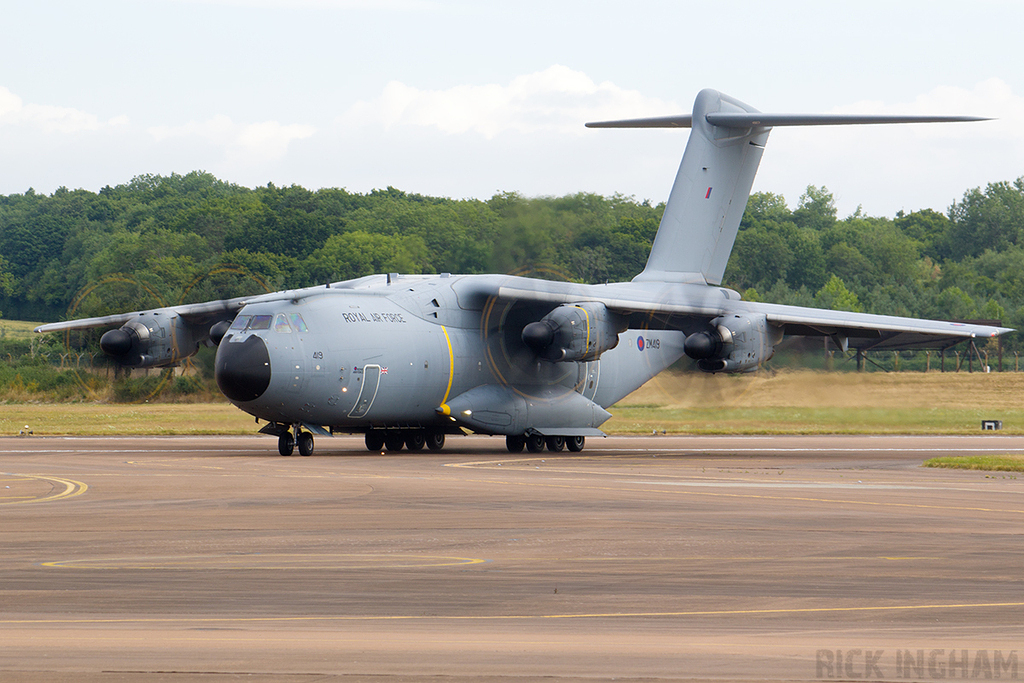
[{"xmin": 637, "ymin": 336, "xmax": 645, "ymax": 352}]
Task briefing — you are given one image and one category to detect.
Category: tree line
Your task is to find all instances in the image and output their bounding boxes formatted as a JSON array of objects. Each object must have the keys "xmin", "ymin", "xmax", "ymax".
[{"xmin": 2, "ymin": 171, "xmax": 1023, "ymax": 351}]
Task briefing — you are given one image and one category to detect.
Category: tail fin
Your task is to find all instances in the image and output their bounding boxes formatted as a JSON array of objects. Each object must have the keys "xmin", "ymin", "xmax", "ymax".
[{"xmin": 588, "ymin": 89, "xmax": 989, "ymax": 286}]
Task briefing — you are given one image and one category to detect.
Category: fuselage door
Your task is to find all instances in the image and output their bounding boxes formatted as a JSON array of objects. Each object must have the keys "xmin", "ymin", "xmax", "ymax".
[{"xmin": 348, "ymin": 364, "xmax": 382, "ymax": 418}]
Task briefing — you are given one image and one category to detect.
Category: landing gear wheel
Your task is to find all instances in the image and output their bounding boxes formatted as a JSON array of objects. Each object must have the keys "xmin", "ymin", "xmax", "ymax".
[
  {"xmin": 545, "ymin": 435, "xmax": 565, "ymax": 452},
  {"xmin": 297, "ymin": 431, "xmax": 314, "ymax": 457},
  {"xmin": 526, "ymin": 434, "xmax": 545, "ymax": 453},
  {"xmin": 383, "ymin": 433, "xmax": 405, "ymax": 451},
  {"xmin": 405, "ymin": 431, "xmax": 426, "ymax": 451},
  {"xmin": 566, "ymin": 435, "xmax": 585, "ymax": 452},
  {"xmin": 506, "ymin": 435, "xmax": 525, "ymax": 453},
  {"xmin": 365, "ymin": 430, "xmax": 385, "ymax": 451},
  {"xmin": 426, "ymin": 432, "xmax": 445, "ymax": 451},
  {"xmin": 278, "ymin": 432, "xmax": 295, "ymax": 456}
]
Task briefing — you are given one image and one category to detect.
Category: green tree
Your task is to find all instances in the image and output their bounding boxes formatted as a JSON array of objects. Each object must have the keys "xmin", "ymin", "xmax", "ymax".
[
  {"xmin": 0, "ymin": 255, "xmax": 14, "ymax": 318},
  {"xmin": 793, "ymin": 185, "xmax": 837, "ymax": 231},
  {"xmin": 728, "ymin": 227, "xmax": 793, "ymax": 289},
  {"xmin": 946, "ymin": 178, "xmax": 1024, "ymax": 260},
  {"xmin": 894, "ymin": 208, "xmax": 950, "ymax": 259},
  {"xmin": 934, "ymin": 286, "xmax": 977, "ymax": 320},
  {"xmin": 814, "ymin": 275, "xmax": 863, "ymax": 312}
]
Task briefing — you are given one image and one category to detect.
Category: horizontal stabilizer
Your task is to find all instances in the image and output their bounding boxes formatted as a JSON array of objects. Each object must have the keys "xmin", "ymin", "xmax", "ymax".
[
  {"xmin": 707, "ymin": 113, "xmax": 991, "ymax": 127},
  {"xmin": 586, "ymin": 115, "xmax": 693, "ymax": 128},
  {"xmin": 587, "ymin": 113, "xmax": 991, "ymax": 129}
]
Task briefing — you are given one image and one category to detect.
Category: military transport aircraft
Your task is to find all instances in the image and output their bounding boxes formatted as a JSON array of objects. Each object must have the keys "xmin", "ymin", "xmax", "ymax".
[{"xmin": 36, "ymin": 89, "xmax": 1010, "ymax": 456}]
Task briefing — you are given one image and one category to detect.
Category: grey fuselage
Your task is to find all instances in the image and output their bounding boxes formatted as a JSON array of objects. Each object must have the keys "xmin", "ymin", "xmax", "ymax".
[{"xmin": 216, "ymin": 273, "xmax": 687, "ymax": 433}]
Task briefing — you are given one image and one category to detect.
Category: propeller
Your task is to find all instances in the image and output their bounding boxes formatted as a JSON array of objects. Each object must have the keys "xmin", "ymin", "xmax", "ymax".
[{"xmin": 479, "ymin": 269, "xmax": 581, "ymax": 394}]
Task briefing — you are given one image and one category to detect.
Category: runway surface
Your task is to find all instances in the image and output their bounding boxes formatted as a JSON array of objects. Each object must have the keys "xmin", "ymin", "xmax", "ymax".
[{"xmin": 3, "ymin": 434, "xmax": 1024, "ymax": 682}]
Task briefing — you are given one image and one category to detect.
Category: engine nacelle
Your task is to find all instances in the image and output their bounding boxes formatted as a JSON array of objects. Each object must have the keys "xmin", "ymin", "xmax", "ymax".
[
  {"xmin": 99, "ymin": 313, "xmax": 201, "ymax": 368},
  {"xmin": 521, "ymin": 302, "xmax": 626, "ymax": 362},
  {"xmin": 684, "ymin": 313, "xmax": 782, "ymax": 373}
]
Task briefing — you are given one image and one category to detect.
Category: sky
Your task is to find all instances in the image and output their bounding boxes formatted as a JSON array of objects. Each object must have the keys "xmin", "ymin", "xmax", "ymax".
[{"xmin": 2, "ymin": 0, "xmax": 1023, "ymax": 218}]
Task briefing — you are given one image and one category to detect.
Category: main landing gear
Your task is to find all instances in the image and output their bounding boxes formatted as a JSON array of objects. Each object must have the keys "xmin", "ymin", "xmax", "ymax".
[
  {"xmin": 364, "ymin": 429, "xmax": 446, "ymax": 452},
  {"xmin": 275, "ymin": 426, "xmax": 583, "ymax": 456},
  {"xmin": 279, "ymin": 425, "xmax": 315, "ymax": 457},
  {"xmin": 506, "ymin": 434, "xmax": 584, "ymax": 453}
]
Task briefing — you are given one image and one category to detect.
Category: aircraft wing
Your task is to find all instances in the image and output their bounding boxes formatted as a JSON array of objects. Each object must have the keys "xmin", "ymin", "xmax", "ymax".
[
  {"xmin": 495, "ymin": 280, "xmax": 1011, "ymax": 350},
  {"xmin": 495, "ymin": 279, "xmax": 740, "ymax": 317},
  {"xmin": 745, "ymin": 301, "xmax": 1010, "ymax": 351},
  {"xmin": 33, "ymin": 297, "xmax": 249, "ymax": 334}
]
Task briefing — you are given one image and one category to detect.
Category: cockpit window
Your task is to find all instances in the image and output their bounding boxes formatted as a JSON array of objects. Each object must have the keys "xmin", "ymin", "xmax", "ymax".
[
  {"xmin": 247, "ymin": 314, "xmax": 273, "ymax": 331},
  {"xmin": 229, "ymin": 315, "xmax": 250, "ymax": 331},
  {"xmin": 274, "ymin": 313, "xmax": 292, "ymax": 333},
  {"xmin": 288, "ymin": 313, "xmax": 308, "ymax": 332}
]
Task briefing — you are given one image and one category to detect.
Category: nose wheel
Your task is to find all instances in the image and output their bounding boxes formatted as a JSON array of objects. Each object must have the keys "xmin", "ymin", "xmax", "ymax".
[
  {"xmin": 279, "ymin": 426, "xmax": 314, "ymax": 456},
  {"xmin": 297, "ymin": 430, "xmax": 314, "ymax": 456}
]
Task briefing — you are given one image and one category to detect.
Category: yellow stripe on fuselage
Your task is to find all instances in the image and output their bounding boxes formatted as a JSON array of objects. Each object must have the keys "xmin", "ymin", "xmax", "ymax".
[
  {"xmin": 441, "ymin": 325, "xmax": 454, "ymax": 404},
  {"xmin": 578, "ymin": 305, "xmax": 590, "ymax": 355}
]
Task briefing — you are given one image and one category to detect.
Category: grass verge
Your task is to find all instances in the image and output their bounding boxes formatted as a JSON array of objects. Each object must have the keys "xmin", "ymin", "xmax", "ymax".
[
  {"xmin": 1, "ymin": 403, "xmax": 256, "ymax": 436},
  {"xmin": 1, "ymin": 369, "xmax": 1020, "ymax": 436},
  {"xmin": 605, "ymin": 369, "xmax": 1024, "ymax": 435},
  {"xmin": 923, "ymin": 455, "xmax": 1024, "ymax": 472},
  {"xmin": 0, "ymin": 319, "xmax": 41, "ymax": 340}
]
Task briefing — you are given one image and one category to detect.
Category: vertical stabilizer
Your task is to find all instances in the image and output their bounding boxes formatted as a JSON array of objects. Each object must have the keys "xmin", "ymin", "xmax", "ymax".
[
  {"xmin": 633, "ymin": 89, "xmax": 769, "ymax": 285},
  {"xmin": 584, "ymin": 90, "xmax": 985, "ymax": 286}
]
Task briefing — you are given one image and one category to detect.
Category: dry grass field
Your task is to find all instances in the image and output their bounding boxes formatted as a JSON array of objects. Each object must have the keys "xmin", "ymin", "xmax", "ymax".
[
  {"xmin": 1, "ymin": 369, "xmax": 1019, "ymax": 436},
  {"xmin": 609, "ymin": 369, "xmax": 1024, "ymax": 434},
  {"xmin": 0, "ymin": 402, "xmax": 255, "ymax": 436},
  {"xmin": 0, "ymin": 318, "xmax": 39, "ymax": 341}
]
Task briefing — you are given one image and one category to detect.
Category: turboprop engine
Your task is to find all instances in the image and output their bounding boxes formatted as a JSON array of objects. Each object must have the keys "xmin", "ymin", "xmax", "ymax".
[
  {"xmin": 99, "ymin": 313, "xmax": 201, "ymax": 368},
  {"xmin": 683, "ymin": 312, "xmax": 783, "ymax": 373},
  {"xmin": 521, "ymin": 302, "xmax": 626, "ymax": 362}
]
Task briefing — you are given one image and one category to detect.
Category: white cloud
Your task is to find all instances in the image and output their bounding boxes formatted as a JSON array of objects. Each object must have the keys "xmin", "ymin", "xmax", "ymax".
[
  {"xmin": 0, "ymin": 86, "xmax": 115, "ymax": 134},
  {"xmin": 236, "ymin": 121, "xmax": 317, "ymax": 159},
  {"xmin": 841, "ymin": 78, "xmax": 1019, "ymax": 116},
  {"xmin": 831, "ymin": 78, "xmax": 1024, "ymax": 143},
  {"xmin": 752, "ymin": 78, "xmax": 1024, "ymax": 217},
  {"xmin": 0, "ymin": 87, "xmax": 20, "ymax": 117},
  {"xmin": 148, "ymin": 116, "xmax": 316, "ymax": 163},
  {"xmin": 340, "ymin": 65, "xmax": 680, "ymax": 138}
]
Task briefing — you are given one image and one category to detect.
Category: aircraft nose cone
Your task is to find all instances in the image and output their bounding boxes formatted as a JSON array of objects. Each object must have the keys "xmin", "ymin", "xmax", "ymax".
[{"xmin": 215, "ymin": 335, "xmax": 271, "ymax": 402}]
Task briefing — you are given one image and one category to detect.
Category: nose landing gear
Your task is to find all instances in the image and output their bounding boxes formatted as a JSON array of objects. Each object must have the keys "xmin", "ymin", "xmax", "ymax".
[
  {"xmin": 278, "ymin": 431, "xmax": 294, "ymax": 456},
  {"xmin": 297, "ymin": 430, "xmax": 314, "ymax": 457},
  {"xmin": 278, "ymin": 425, "xmax": 314, "ymax": 456}
]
